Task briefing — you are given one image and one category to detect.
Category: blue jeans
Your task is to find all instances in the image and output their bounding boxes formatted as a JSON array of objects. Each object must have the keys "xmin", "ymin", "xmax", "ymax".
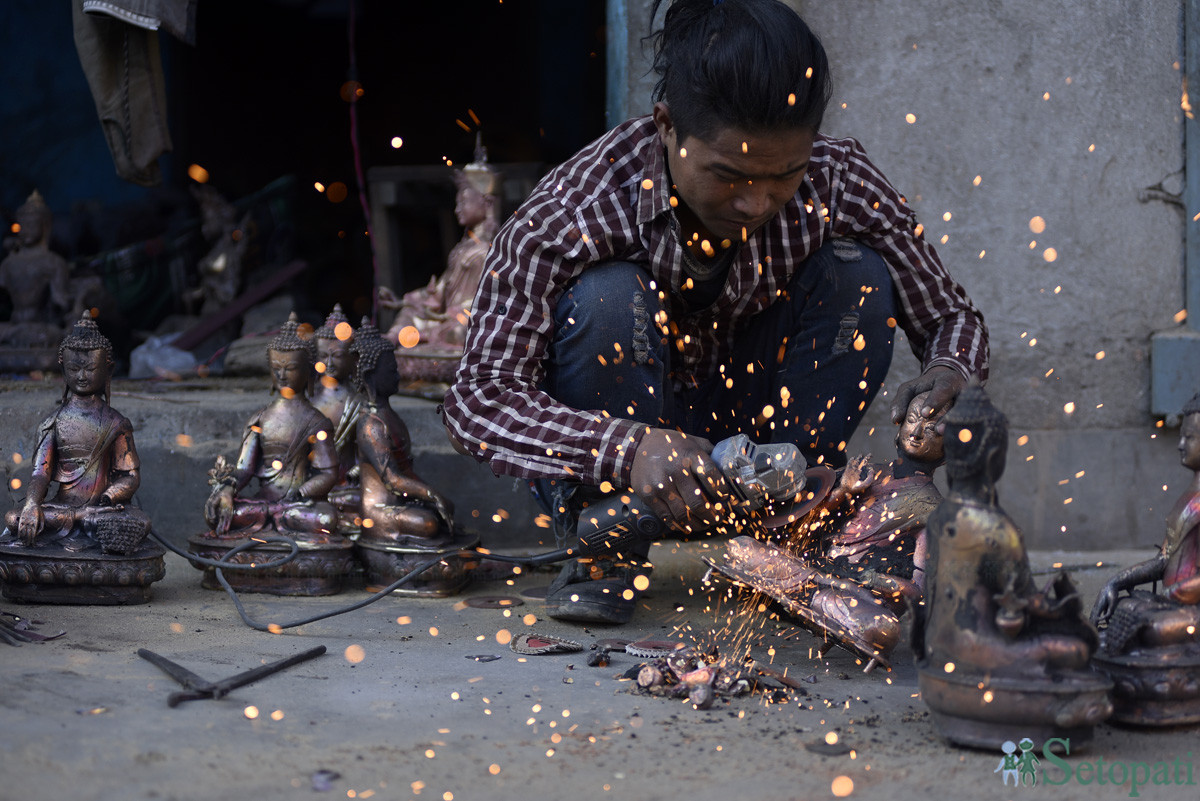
[
  {"xmin": 534, "ymin": 238, "xmax": 896, "ymax": 539},
  {"xmin": 546, "ymin": 238, "xmax": 896, "ymax": 469}
]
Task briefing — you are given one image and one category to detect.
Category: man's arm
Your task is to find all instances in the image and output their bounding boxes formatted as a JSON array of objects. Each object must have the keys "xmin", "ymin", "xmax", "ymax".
[
  {"xmin": 442, "ymin": 175, "xmax": 649, "ymax": 491},
  {"xmin": 819, "ymin": 137, "xmax": 989, "ymax": 422}
]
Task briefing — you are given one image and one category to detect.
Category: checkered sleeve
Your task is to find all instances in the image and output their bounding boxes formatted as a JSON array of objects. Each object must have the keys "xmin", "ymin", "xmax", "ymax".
[
  {"xmin": 442, "ymin": 176, "xmax": 647, "ymax": 487},
  {"xmin": 819, "ymin": 137, "xmax": 989, "ymax": 381}
]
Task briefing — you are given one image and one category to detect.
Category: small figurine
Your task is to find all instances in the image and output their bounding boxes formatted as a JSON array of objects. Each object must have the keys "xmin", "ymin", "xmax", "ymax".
[
  {"xmin": 0, "ymin": 190, "xmax": 73, "ymax": 367},
  {"xmin": 349, "ymin": 319, "xmax": 475, "ymax": 595},
  {"xmin": 189, "ymin": 314, "xmax": 355, "ymax": 595},
  {"xmin": 185, "ymin": 184, "xmax": 252, "ymax": 317},
  {"xmin": 916, "ymin": 385, "xmax": 1111, "ymax": 748},
  {"xmin": 310, "ymin": 305, "xmax": 363, "ymax": 519},
  {"xmin": 0, "ymin": 313, "xmax": 165, "ymax": 603},
  {"xmin": 713, "ymin": 391, "xmax": 945, "ymax": 670},
  {"xmin": 380, "ymin": 133, "xmax": 500, "ymax": 383},
  {"xmin": 1089, "ymin": 393, "xmax": 1200, "ymax": 725}
]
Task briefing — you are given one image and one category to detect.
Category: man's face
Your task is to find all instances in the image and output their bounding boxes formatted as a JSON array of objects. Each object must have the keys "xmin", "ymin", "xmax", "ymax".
[
  {"xmin": 1180, "ymin": 413, "xmax": 1200, "ymax": 470},
  {"xmin": 653, "ymin": 102, "xmax": 814, "ymax": 244}
]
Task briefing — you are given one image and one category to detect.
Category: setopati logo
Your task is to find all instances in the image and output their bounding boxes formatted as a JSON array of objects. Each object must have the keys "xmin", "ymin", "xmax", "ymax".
[{"xmin": 995, "ymin": 737, "xmax": 1196, "ymax": 797}]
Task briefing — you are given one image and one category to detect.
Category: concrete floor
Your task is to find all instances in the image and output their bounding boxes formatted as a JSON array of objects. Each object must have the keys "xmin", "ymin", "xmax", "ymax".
[
  {"xmin": 3, "ymin": 543, "xmax": 1196, "ymax": 801},
  {"xmin": 2, "ymin": 378, "xmax": 1198, "ymax": 800}
]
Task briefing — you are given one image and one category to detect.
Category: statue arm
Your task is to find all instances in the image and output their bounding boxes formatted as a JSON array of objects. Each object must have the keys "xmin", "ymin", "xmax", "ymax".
[
  {"xmin": 205, "ymin": 424, "xmax": 259, "ymax": 533},
  {"xmin": 296, "ymin": 423, "xmax": 338, "ymax": 501},
  {"xmin": 17, "ymin": 420, "xmax": 56, "ymax": 542},
  {"xmin": 101, "ymin": 425, "xmax": 139, "ymax": 505},
  {"xmin": 359, "ymin": 416, "xmax": 454, "ymax": 527},
  {"xmin": 231, "ymin": 422, "xmax": 262, "ymax": 489},
  {"xmin": 1090, "ymin": 553, "xmax": 1169, "ymax": 625}
]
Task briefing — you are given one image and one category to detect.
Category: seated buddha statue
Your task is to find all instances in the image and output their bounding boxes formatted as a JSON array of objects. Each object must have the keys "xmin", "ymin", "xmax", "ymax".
[
  {"xmin": 920, "ymin": 385, "xmax": 1098, "ymax": 675},
  {"xmin": 2, "ymin": 313, "xmax": 150, "ymax": 555},
  {"xmin": 203, "ymin": 315, "xmax": 340, "ymax": 544},
  {"xmin": 0, "ymin": 189, "xmax": 72, "ymax": 348},
  {"xmin": 380, "ymin": 134, "xmax": 499, "ymax": 352},
  {"xmin": 1091, "ymin": 393, "xmax": 1200, "ymax": 654},
  {"xmin": 309, "ymin": 304, "xmax": 362, "ymax": 515},
  {"xmin": 349, "ymin": 319, "xmax": 454, "ymax": 544}
]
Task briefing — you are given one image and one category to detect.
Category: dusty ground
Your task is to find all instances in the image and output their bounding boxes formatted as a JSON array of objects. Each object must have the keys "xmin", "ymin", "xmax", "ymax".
[{"xmin": 3, "ymin": 542, "xmax": 1196, "ymax": 801}]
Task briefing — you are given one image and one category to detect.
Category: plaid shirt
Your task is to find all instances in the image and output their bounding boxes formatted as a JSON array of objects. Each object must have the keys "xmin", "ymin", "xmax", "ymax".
[{"xmin": 443, "ymin": 116, "xmax": 988, "ymax": 487}]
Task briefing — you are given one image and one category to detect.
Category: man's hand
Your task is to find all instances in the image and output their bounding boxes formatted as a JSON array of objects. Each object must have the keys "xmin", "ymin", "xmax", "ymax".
[
  {"xmin": 889, "ymin": 366, "xmax": 967, "ymax": 425},
  {"xmin": 628, "ymin": 428, "xmax": 731, "ymax": 534}
]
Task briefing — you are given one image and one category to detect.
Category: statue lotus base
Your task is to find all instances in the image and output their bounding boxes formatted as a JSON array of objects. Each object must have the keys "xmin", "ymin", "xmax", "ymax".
[
  {"xmin": 1092, "ymin": 646, "xmax": 1200, "ymax": 726},
  {"xmin": 0, "ymin": 538, "xmax": 166, "ymax": 605},
  {"xmin": 918, "ymin": 666, "xmax": 1113, "ymax": 750},
  {"xmin": 354, "ymin": 529, "xmax": 478, "ymax": 597},
  {"xmin": 187, "ymin": 533, "xmax": 358, "ymax": 596}
]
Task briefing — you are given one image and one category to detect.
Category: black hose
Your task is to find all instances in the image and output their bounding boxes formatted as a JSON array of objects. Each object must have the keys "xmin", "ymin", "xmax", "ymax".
[{"xmin": 150, "ymin": 530, "xmax": 561, "ymax": 633}]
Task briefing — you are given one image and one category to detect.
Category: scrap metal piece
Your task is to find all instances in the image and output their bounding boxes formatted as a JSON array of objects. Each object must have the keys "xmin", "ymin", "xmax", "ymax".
[
  {"xmin": 509, "ymin": 632, "xmax": 582, "ymax": 655},
  {"xmin": 465, "ymin": 596, "xmax": 524, "ymax": 609}
]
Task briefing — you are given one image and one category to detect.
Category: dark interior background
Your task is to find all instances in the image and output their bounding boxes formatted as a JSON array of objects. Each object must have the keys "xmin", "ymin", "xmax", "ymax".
[{"xmin": 0, "ymin": 0, "xmax": 607, "ymax": 349}]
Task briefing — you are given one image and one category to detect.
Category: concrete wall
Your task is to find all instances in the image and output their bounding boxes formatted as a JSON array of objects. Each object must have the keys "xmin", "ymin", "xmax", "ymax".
[{"xmin": 610, "ymin": 0, "xmax": 1187, "ymax": 550}]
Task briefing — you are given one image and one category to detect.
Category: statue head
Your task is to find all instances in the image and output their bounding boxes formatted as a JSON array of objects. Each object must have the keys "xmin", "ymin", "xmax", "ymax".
[
  {"xmin": 58, "ymin": 312, "xmax": 115, "ymax": 402},
  {"xmin": 453, "ymin": 133, "xmax": 500, "ymax": 230},
  {"xmin": 1180, "ymin": 393, "xmax": 1200, "ymax": 471},
  {"xmin": 351, "ymin": 317, "xmax": 399, "ymax": 401},
  {"xmin": 942, "ymin": 384, "xmax": 1008, "ymax": 486},
  {"xmin": 895, "ymin": 390, "xmax": 946, "ymax": 466},
  {"xmin": 314, "ymin": 304, "xmax": 355, "ymax": 384},
  {"xmin": 15, "ymin": 189, "xmax": 51, "ymax": 248},
  {"xmin": 267, "ymin": 313, "xmax": 315, "ymax": 397}
]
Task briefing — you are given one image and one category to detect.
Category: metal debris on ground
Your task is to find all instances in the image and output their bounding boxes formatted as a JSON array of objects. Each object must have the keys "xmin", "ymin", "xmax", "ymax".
[
  {"xmin": 1, "ymin": 611, "xmax": 65, "ymax": 645},
  {"xmin": 464, "ymin": 596, "xmax": 524, "ymax": 609},
  {"xmin": 311, "ymin": 769, "xmax": 341, "ymax": 792},
  {"xmin": 616, "ymin": 642, "xmax": 820, "ymax": 711},
  {"xmin": 509, "ymin": 632, "xmax": 583, "ymax": 655}
]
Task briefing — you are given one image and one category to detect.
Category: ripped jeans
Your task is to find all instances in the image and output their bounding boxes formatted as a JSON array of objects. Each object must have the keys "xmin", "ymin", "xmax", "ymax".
[{"xmin": 545, "ymin": 238, "xmax": 896, "ymax": 470}]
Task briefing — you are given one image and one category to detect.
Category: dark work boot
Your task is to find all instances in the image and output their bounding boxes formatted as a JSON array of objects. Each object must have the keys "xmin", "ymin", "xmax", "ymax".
[{"xmin": 544, "ymin": 553, "xmax": 653, "ymax": 625}]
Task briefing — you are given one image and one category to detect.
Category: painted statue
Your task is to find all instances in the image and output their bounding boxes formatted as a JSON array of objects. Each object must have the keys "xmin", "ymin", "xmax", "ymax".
[
  {"xmin": 1089, "ymin": 393, "xmax": 1200, "ymax": 724},
  {"xmin": 380, "ymin": 134, "xmax": 499, "ymax": 352}
]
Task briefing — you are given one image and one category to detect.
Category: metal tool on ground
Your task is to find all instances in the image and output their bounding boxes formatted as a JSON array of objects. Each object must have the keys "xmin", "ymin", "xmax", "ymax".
[{"xmin": 138, "ymin": 645, "xmax": 327, "ymax": 707}]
